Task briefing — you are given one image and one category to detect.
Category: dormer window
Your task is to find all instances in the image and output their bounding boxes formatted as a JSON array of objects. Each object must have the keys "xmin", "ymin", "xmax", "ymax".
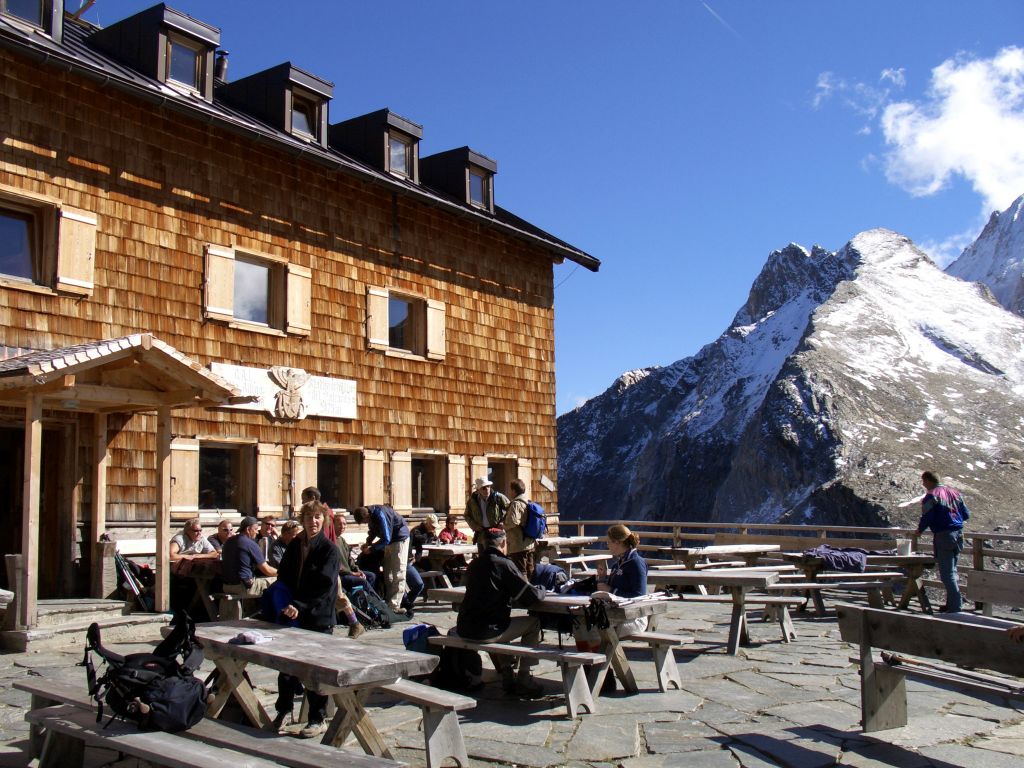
[
  {"xmin": 388, "ymin": 132, "xmax": 413, "ymax": 178},
  {"xmin": 166, "ymin": 32, "xmax": 204, "ymax": 93},
  {"xmin": 469, "ymin": 167, "xmax": 491, "ymax": 209},
  {"xmin": 290, "ymin": 90, "xmax": 320, "ymax": 139},
  {"xmin": 3, "ymin": 0, "xmax": 45, "ymax": 26}
]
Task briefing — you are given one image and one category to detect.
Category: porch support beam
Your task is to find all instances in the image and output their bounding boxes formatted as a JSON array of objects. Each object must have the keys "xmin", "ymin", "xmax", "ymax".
[
  {"xmin": 20, "ymin": 394, "xmax": 42, "ymax": 629},
  {"xmin": 155, "ymin": 406, "xmax": 171, "ymax": 612},
  {"xmin": 91, "ymin": 412, "xmax": 108, "ymax": 549}
]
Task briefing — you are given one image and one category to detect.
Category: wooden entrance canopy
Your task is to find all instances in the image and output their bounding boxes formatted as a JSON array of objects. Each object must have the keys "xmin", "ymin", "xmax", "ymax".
[{"xmin": 0, "ymin": 333, "xmax": 248, "ymax": 628}]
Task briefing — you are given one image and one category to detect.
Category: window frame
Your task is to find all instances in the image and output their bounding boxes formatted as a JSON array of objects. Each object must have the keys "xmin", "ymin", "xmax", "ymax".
[
  {"xmin": 289, "ymin": 87, "xmax": 323, "ymax": 141},
  {"xmin": 164, "ymin": 31, "xmax": 206, "ymax": 95},
  {"xmin": 1, "ymin": 0, "xmax": 50, "ymax": 31},
  {"xmin": 316, "ymin": 449, "xmax": 363, "ymax": 513},
  {"xmin": 366, "ymin": 286, "xmax": 446, "ymax": 361},
  {"xmin": 410, "ymin": 453, "xmax": 447, "ymax": 514},
  {"xmin": 468, "ymin": 166, "xmax": 492, "ymax": 211},
  {"xmin": 0, "ymin": 201, "xmax": 44, "ymax": 286},
  {"xmin": 387, "ymin": 131, "xmax": 414, "ymax": 179},
  {"xmin": 387, "ymin": 292, "xmax": 426, "ymax": 355},
  {"xmin": 232, "ymin": 250, "xmax": 285, "ymax": 330},
  {"xmin": 198, "ymin": 440, "xmax": 256, "ymax": 515}
]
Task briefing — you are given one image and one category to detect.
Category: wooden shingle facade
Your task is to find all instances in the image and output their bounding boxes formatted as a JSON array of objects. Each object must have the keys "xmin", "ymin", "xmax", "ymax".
[{"xmin": 0, "ymin": 2, "xmax": 597, "ymax": 620}]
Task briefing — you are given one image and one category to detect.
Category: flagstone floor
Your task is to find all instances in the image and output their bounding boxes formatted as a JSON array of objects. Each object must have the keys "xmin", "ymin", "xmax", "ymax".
[{"xmin": 1, "ymin": 599, "xmax": 1022, "ymax": 767}]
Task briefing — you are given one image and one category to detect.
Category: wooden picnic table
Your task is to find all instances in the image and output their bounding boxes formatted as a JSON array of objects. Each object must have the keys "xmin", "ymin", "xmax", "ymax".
[
  {"xmin": 653, "ymin": 545, "xmax": 781, "ymax": 596},
  {"xmin": 420, "ymin": 543, "xmax": 477, "ymax": 572},
  {"xmin": 535, "ymin": 536, "xmax": 599, "ymax": 557},
  {"xmin": 428, "ymin": 586, "xmax": 667, "ymax": 696},
  {"xmin": 781, "ymin": 552, "xmax": 935, "ymax": 613},
  {"xmin": 195, "ymin": 619, "xmax": 437, "ymax": 760},
  {"xmin": 646, "ymin": 570, "xmax": 779, "ymax": 655}
]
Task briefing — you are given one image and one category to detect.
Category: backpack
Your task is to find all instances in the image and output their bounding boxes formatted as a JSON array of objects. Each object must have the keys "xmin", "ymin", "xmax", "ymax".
[
  {"xmin": 403, "ymin": 623, "xmax": 441, "ymax": 654},
  {"xmin": 349, "ymin": 585, "xmax": 392, "ymax": 629},
  {"xmin": 522, "ymin": 501, "xmax": 547, "ymax": 540},
  {"xmin": 83, "ymin": 611, "xmax": 208, "ymax": 733},
  {"xmin": 430, "ymin": 647, "xmax": 483, "ymax": 691}
]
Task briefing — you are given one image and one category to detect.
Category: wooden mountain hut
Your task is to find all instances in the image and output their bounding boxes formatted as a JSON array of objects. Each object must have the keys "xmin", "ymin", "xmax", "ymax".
[{"xmin": 0, "ymin": 1, "xmax": 598, "ymax": 643}]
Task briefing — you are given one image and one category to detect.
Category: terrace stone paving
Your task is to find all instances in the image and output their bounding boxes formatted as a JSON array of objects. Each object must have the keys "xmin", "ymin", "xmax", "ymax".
[{"xmin": 1, "ymin": 600, "xmax": 1023, "ymax": 767}]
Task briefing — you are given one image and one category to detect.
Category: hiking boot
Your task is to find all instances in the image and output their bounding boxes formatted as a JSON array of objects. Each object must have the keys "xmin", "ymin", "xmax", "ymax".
[
  {"xmin": 299, "ymin": 720, "xmax": 328, "ymax": 739},
  {"xmin": 348, "ymin": 622, "xmax": 366, "ymax": 639},
  {"xmin": 501, "ymin": 667, "xmax": 517, "ymax": 694},
  {"xmin": 270, "ymin": 710, "xmax": 290, "ymax": 733}
]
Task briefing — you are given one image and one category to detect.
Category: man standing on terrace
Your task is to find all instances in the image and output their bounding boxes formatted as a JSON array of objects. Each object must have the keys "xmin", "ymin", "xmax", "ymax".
[
  {"xmin": 917, "ymin": 470, "xmax": 970, "ymax": 613},
  {"xmin": 353, "ymin": 504, "xmax": 409, "ymax": 612}
]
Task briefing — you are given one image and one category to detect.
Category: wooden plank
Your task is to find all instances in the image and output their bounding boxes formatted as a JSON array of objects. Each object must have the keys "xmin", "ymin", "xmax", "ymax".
[
  {"xmin": 20, "ymin": 393, "xmax": 41, "ymax": 629},
  {"xmin": 390, "ymin": 451, "xmax": 412, "ymax": 514},
  {"xmin": 256, "ymin": 443, "xmax": 285, "ymax": 515},
  {"xmin": 965, "ymin": 569, "xmax": 1024, "ymax": 608},
  {"xmin": 90, "ymin": 413, "xmax": 108, "ymax": 547},
  {"xmin": 55, "ymin": 205, "xmax": 96, "ymax": 295},
  {"xmin": 155, "ymin": 406, "xmax": 172, "ymax": 613},
  {"xmin": 837, "ymin": 606, "xmax": 1024, "ymax": 677}
]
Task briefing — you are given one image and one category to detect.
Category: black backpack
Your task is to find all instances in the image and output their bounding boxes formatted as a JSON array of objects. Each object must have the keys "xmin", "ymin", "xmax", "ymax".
[
  {"xmin": 83, "ymin": 611, "xmax": 208, "ymax": 733},
  {"xmin": 430, "ymin": 646, "xmax": 483, "ymax": 692},
  {"xmin": 349, "ymin": 585, "xmax": 393, "ymax": 629}
]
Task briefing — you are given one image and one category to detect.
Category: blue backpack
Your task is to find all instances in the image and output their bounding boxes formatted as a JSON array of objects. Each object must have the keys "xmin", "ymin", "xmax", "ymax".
[{"xmin": 522, "ymin": 501, "xmax": 547, "ymax": 540}]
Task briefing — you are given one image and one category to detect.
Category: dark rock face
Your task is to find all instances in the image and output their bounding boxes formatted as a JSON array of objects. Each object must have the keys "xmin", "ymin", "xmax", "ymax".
[{"xmin": 558, "ymin": 229, "xmax": 1024, "ymax": 531}]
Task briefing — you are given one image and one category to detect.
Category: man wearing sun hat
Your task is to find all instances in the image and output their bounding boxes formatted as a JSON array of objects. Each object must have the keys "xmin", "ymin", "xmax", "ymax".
[{"xmin": 465, "ymin": 477, "xmax": 510, "ymax": 554}]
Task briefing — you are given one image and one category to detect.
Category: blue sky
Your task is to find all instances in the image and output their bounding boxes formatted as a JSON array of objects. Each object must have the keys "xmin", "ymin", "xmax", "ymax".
[{"xmin": 85, "ymin": 2, "xmax": 1024, "ymax": 414}]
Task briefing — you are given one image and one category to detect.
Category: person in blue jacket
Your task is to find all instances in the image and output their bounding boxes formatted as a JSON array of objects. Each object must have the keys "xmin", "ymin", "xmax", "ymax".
[
  {"xmin": 917, "ymin": 470, "xmax": 970, "ymax": 613},
  {"xmin": 353, "ymin": 504, "xmax": 410, "ymax": 612}
]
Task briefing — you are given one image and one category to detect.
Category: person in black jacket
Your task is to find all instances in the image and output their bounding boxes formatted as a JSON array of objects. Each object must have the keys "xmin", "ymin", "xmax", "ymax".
[
  {"xmin": 456, "ymin": 527, "xmax": 545, "ymax": 697},
  {"xmin": 273, "ymin": 500, "xmax": 342, "ymax": 739}
]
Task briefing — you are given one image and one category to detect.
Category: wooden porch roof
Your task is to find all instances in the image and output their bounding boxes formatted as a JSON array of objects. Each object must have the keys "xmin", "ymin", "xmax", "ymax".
[{"xmin": 0, "ymin": 333, "xmax": 250, "ymax": 412}]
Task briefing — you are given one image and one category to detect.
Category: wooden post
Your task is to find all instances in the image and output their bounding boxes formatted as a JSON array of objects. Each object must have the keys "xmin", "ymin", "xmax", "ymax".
[
  {"xmin": 973, "ymin": 535, "xmax": 988, "ymax": 614},
  {"xmin": 20, "ymin": 394, "xmax": 42, "ymax": 629},
  {"xmin": 858, "ymin": 610, "xmax": 907, "ymax": 731},
  {"xmin": 155, "ymin": 407, "xmax": 171, "ymax": 612},
  {"xmin": 90, "ymin": 413, "xmax": 109, "ymax": 597}
]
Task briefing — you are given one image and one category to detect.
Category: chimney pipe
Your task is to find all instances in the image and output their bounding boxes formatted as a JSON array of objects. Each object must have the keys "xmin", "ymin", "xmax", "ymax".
[{"xmin": 214, "ymin": 50, "xmax": 229, "ymax": 83}]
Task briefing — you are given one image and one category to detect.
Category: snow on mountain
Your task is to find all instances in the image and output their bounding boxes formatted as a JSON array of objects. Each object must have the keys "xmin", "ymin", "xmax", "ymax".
[
  {"xmin": 558, "ymin": 228, "xmax": 1024, "ymax": 530},
  {"xmin": 947, "ymin": 193, "xmax": 1024, "ymax": 316}
]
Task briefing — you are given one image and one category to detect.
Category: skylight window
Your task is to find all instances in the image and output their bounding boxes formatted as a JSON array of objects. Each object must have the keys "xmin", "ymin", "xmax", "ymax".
[
  {"xmin": 291, "ymin": 92, "xmax": 319, "ymax": 139},
  {"xmin": 389, "ymin": 133, "xmax": 412, "ymax": 178},
  {"xmin": 166, "ymin": 34, "xmax": 203, "ymax": 92},
  {"xmin": 2, "ymin": 0, "xmax": 46, "ymax": 27}
]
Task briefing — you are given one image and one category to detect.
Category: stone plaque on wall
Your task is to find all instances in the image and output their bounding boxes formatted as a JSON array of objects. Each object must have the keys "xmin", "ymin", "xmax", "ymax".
[{"xmin": 210, "ymin": 362, "xmax": 357, "ymax": 421}]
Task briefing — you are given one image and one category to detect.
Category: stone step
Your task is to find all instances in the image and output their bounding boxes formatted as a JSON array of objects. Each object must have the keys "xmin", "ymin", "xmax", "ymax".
[
  {"xmin": 35, "ymin": 599, "xmax": 129, "ymax": 627},
  {"xmin": 0, "ymin": 612, "xmax": 170, "ymax": 652}
]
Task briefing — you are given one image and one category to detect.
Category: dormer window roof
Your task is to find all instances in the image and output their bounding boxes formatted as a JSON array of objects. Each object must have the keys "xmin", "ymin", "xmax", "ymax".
[
  {"xmin": 421, "ymin": 147, "xmax": 497, "ymax": 214},
  {"xmin": 88, "ymin": 3, "xmax": 220, "ymax": 102},
  {"xmin": 329, "ymin": 109, "xmax": 423, "ymax": 183},
  {"xmin": 218, "ymin": 62, "xmax": 333, "ymax": 147},
  {"xmin": 1, "ymin": 0, "xmax": 62, "ymax": 41}
]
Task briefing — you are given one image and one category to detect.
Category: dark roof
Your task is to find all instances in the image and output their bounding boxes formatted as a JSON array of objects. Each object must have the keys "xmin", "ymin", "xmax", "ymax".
[{"xmin": 0, "ymin": 13, "xmax": 599, "ymax": 272}]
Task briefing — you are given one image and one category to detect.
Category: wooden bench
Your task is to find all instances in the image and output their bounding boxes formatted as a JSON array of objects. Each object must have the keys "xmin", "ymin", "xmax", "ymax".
[
  {"xmin": 211, "ymin": 592, "xmax": 262, "ymax": 621},
  {"xmin": 17, "ymin": 678, "xmax": 401, "ymax": 767},
  {"xmin": 415, "ymin": 570, "xmax": 453, "ymax": 603},
  {"xmin": 429, "ymin": 635, "xmax": 605, "ymax": 718},
  {"xmin": 619, "ymin": 631, "xmax": 692, "ymax": 692},
  {"xmin": 767, "ymin": 580, "xmax": 892, "ymax": 616},
  {"xmin": 964, "ymin": 569, "xmax": 1024, "ymax": 616},
  {"xmin": 379, "ymin": 678, "xmax": 473, "ymax": 768},
  {"xmin": 552, "ymin": 554, "xmax": 610, "ymax": 575},
  {"xmin": 671, "ymin": 594, "xmax": 804, "ymax": 643},
  {"xmin": 837, "ymin": 604, "xmax": 1024, "ymax": 732}
]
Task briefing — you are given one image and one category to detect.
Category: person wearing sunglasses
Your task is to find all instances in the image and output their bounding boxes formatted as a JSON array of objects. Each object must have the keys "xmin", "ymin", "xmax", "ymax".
[
  {"xmin": 170, "ymin": 518, "xmax": 218, "ymax": 563},
  {"xmin": 207, "ymin": 519, "xmax": 235, "ymax": 552}
]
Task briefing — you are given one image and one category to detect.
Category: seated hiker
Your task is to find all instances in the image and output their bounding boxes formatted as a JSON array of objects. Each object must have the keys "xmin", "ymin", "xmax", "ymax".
[
  {"xmin": 401, "ymin": 563, "xmax": 424, "ymax": 618},
  {"xmin": 170, "ymin": 518, "xmax": 219, "ymax": 563},
  {"xmin": 334, "ymin": 511, "xmax": 378, "ymax": 595},
  {"xmin": 411, "ymin": 512, "xmax": 441, "ymax": 564},
  {"xmin": 256, "ymin": 516, "xmax": 278, "ymax": 560},
  {"xmin": 272, "ymin": 500, "xmax": 346, "ymax": 738},
  {"xmin": 439, "ymin": 514, "xmax": 469, "ymax": 544},
  {"xmin": 269, "ymin": 519, "xmax": 300, "ymax": 568},
  {"xmin": 207, "ymin": 519, "xmax": 234, "ymax": 552},
  {"xmin": 221, "ymin": 516, "xmax": 277, "ymax": 598},
  {"xmin": 455, "ymin": 527, "xmax": 545, "ymax": 697}
]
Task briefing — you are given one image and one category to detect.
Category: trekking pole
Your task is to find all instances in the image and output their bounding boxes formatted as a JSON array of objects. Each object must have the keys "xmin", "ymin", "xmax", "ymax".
[{"xmin": 881, "ymin": 651, "xmax": 1024, "ymax": 695}]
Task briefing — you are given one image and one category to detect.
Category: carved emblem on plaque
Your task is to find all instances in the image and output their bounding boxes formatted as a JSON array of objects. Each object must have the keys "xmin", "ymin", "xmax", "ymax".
[{"xmin": 268, "ymin": 366, "xmax": 310, "ymax": 420}]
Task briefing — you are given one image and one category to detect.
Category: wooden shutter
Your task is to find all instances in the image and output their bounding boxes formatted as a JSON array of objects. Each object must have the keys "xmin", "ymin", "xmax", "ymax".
[
  {"xmin": 447, "ymin": 454, "xmax": 466, "ymax": 512},
  {"xmin": 366, "ymin": 287, "xmax": 389, "ymax": 349},
  {"xmin": 426, "ymin": 299, "xmax": 446, "ymax": 361},
  {"xmin": 362, "ymin": 449, "xmax": 385, "ymax": 505},
  {"xmin": 291, "ymin": 445, "xmax": 317, "ymax": 510},
  {"xmin": 470, "ymin": 456, "xmax": 489, "ymax": 488},
  {"xmin": 390, "ymin": 451, "xmax": 412, "ymax": 514},
  {"xmin": 256, "ymin": 443, "xmax": 284, "ymax": 515},
  {"xmin": 169, "ymin": 438, "xmax": 199, "ymax": 520},
  {"xmin": 55, "ymin": 207, "xmax": 97, "ymax": 295},
  {"xmin": 286, "ymin": 263, "xmax": 312, "ymax": 336},
  {"xmin": 516, "ymin": 458, "xmax": 533, "ymax": 499},
  {"xmin": 204, "ymin": 244, "xmax": 235, "ymax": 321}
]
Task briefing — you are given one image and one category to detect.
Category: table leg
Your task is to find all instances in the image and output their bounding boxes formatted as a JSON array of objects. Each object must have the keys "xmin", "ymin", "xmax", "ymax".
[
  {"xmin": 686, "ymin": 558, "xmax": 709, "ymax": 596},
  {"xmin": 898, "ymin": 566, "xmax": 932, "ymax": 614},
  {"xmin": 597, "ymin": 627, "xmax": 638, "ymax": 694},
  {"xmin": 207, "ymin": 658, "xmax": 271, "ymax": 728},
  {"xmin": 726, "ymin": 587, "xmax": 749, "ymax": 655},
  {"xmin": 326, "ymin": 689, "xmax": 395, "ymax": 758}
]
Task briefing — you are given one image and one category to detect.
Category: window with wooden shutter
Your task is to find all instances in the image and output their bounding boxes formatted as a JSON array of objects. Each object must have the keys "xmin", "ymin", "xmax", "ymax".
[
  {"xmin": 256, "ymin": 443, "xmax": 284, "ymax": 516},
  {"xmin": 447, "ymin": 454, "xmax": 466, "ymax": 512},
  {"xmin": 169, "ymin": 438, "xmax": 200, "ymax": 520},
  {"xmin": 516, "ymin": 458, "xmax": 533, "ymax": 499},
  {"xmin": 286, "ymin": 263, "xmax": 312, "ymax": 335},
  {"xmin": 366, "ymin": 287, "xmax": 389, "ymax": 350},
  {"xmin": 203, "ymin": 244, "xmax": 234, "ymax": 322},
  {"xmin": 470, "ymin": 456, "xmax": 489, "ymax": 488},
  {"xmin": 291, "ymin": 445, "xmax": 317, "ymax": 510},
  {"xmin": 390, "ymin": 451, "xmax": 413, "ymax": 514},
  {"xmin": 55, "ymin": 206, "xmax": 96, "ymax": 295},
  {"xmin": 426, "ymin": 299, "xmax": 446, "ymax": 360},
  {"xmin": 362, "ymin": 449, "xmax": 385, "ymax": 505}
]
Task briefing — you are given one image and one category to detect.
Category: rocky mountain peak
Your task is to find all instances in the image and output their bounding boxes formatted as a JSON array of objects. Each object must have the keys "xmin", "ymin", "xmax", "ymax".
[{"xmin": 947, "ymin": 193, "xmax": 1024, "ymax": 316}]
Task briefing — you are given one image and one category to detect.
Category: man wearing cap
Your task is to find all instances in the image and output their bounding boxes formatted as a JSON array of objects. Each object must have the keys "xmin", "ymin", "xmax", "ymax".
[
  {"xmin": 352, "ymin": 504, "xmax": 410, "ymax": 613},
  {"xmin": 456, "ymin": 527, "xmax": 545, "ymax": 697},
  {"xmin": 221, "ymin": 516, "xmax": 278, "ymax": 598},
  {"xmin": 465, "ymin": 477, "xmax": 510, "ymax": 554}
]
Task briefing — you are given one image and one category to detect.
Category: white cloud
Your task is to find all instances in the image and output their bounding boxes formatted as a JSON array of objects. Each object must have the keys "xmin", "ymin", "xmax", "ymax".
[
  {"xmin": 881, "ymin": 46, "xmax": 1024, "ymax": 212},
  {"xmin": 812, "ymin": 68, "xmax": 905, "ymax": 121},
  {"xmin": 880, "ymin": 68, "xmax": 906, "ymax": 88},
  {"xmin": 917, "ymin": 221, "xmax": 984, "ymax": 268}
]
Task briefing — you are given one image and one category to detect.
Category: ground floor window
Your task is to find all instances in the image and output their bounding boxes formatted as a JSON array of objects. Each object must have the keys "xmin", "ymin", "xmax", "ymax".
[
  {"xmin": 486, "ymin": 458, "xmax": 518, "ymax": 499},
  {"xmin": 411, "ymin": 455, "xmax": 446, "ymax": 513},
  {"xmin": 199, "ymin": 443, "xmax": 254, "ymax": 513}
]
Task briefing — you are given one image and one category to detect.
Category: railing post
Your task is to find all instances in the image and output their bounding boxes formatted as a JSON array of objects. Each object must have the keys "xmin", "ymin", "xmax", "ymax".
[{"xmin": 972, "ymin": 535, "xmax": 987, "ymax": 614}]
